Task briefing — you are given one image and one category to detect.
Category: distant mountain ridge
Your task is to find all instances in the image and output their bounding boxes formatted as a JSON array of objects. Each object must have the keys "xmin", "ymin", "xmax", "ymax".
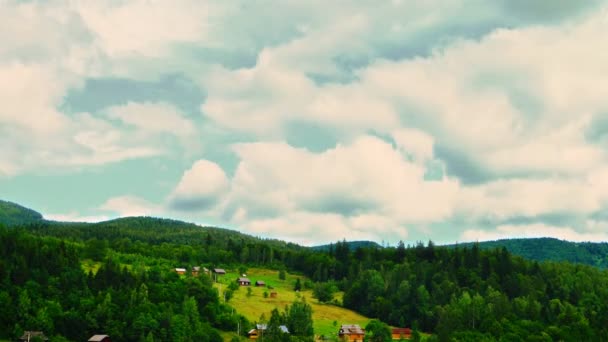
[
  {"xmin": 449, "ymin": 237, "xmax": 608, "ymax": 269},
  {"xmin": 2, "ymin": 199, "xmax": 608, "ymax": 268},
  {"xmin": 310, "ymin": 240, "xmax": 382, "ymax": 251}
]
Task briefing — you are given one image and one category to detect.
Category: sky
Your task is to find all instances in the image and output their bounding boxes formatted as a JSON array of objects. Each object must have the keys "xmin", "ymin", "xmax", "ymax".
[{"xmin": 2, "ymin": 0, "xmax": 608, "ymax": 246}]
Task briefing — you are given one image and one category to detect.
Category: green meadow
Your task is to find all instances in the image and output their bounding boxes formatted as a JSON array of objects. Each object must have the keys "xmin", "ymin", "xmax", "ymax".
[{"xmin": 212, "ymin": 268, "xmax": 370, "ymax": 339}]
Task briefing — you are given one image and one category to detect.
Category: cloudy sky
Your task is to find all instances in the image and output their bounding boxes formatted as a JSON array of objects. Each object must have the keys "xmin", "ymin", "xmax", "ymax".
[{"xmin": 2, "ymin": 0, "xmax": 608, "ymax": 245}]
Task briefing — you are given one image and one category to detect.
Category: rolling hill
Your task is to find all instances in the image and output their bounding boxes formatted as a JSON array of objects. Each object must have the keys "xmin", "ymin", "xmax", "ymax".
[
  {"xmin": 0, "ymin": 200, "xmax": 44, "ymax": 226},
  {"xmin": 451, "ymin": 237, "xmax": 608, "ymax": 269},
  {"xmin": 2, "ymin": 199, "xmax": 608, "ymax": 269}
]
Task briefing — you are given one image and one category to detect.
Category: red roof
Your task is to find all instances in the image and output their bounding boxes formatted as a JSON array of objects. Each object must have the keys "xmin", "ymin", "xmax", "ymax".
[{"xmin": 392, "ymin": 328, "xmax": 412, "ymax": 334}]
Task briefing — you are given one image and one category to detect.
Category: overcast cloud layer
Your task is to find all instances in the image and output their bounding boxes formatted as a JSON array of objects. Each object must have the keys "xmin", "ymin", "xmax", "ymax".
[{"xmin": 3, "ymin": 0, "xmax": 608, "ymax": 245}]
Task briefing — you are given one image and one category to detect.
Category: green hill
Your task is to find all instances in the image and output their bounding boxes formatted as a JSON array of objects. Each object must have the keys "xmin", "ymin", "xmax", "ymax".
[
  {"xmin": 4, "ymin": 198, "xmax": 608, "ymax": 270},
  {"xmin": 0, "ymin": 200, "xmax": 43, "ymax": 226},
  {"xmin": 449, "ymin": 237, "xmax": 608, "ymax": 268}
]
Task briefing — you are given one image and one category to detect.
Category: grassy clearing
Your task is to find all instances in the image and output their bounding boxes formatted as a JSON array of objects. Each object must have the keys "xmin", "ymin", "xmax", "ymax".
[{"xmin": 213, "ymin": 268, "xmax": 370, "ymax": 338}]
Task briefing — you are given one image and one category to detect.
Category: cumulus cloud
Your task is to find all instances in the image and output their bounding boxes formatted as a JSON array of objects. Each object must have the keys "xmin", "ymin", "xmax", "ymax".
[
  {"xmin": 167, "ymin": 136, "xmax": 459, "ymax": 244},
  {"xmin": 5, "ymin": 0, "xmax": 608, "ymax": 244},
  {"xmin": 0, "ymin": 1, "xmax": 206, "ymax": 176},
  {"xmin": 202, "ymin": 6, "xmax": 608, "ymax": 181},
  {"xmin": 169, "ymin": 160, "xmax": 229, "ymax": 211}
]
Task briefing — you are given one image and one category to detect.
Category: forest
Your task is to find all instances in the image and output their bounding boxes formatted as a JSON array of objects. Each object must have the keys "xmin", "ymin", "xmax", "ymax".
[{"xmin": 2, "ymin": 201, "xmax": 608, "ymax": 341}]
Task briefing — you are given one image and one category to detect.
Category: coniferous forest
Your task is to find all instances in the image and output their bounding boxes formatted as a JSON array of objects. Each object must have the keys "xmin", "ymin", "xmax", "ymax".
[{"xmin": 2, "ymin": 202, "xmax": 608, "ymax": 341}]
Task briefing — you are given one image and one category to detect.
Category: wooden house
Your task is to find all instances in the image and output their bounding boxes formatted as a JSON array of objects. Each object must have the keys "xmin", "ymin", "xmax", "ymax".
[
  {"xmin": 255, "ymin": 280, "xmax": 266, "ymax": 287},
  {"xmin": 88, "ymin": 335, "xmax": 112, "ymax": 342},
  {"xmin": 174, "ymin": 268, "xmax": 186, "ymax": 275},
  {"xmin": 270, "ymin": 291, "xmax": 278, "ymax": 298},
  {"xmin": 391, "ymin": 328, "xmax": 412, "ymax": 340},
  {"xmin": 192, "ymin": 266, "xmax": 201, "ymax": 276},
  {"xmin": 19, "ymin": 331, "xmax": 49, "ymax": 341},
  {"xmin": 237, "ymin": 277, "xmax": 251, "ymax": 286},
  {"xmin": 338, "ymin": 324, "xmax": 365, "ymax": 342}
]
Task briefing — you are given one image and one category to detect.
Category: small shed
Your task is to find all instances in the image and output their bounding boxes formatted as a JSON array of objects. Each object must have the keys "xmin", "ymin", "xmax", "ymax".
[
  {"xmin": 192, "ymin": 266, "xmax": 201, "ymax": 276},
  {"xmin": 174, "ymin": 268, "xmax": 186, "ymax": 275},
  {"xmin": 255, "ymin": 280, "xmax": 266, "ymax": 287},
  {"xmin": 270, "ymin": 291, "xmax": 278, "ymax": 298},
  {"xmin": 237, "ymin": 277, "xmax": 251, "ymax": 286},
  {"xmin": 213, "ymin": 268, "xmax": 226, "ymax": 282},
  {"xmin": 88, "ymin": 335, "xmax": 112, "ymax": 342},
  {"xmin": 19, "ymin": 331, "xmax": 49, "ymax": 342}
]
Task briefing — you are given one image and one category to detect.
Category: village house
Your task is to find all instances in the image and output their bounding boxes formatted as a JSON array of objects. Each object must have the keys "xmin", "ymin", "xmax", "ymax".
[
  {"xmin": 338, "ymin": 324, "xmax": 365, "ymax": 342},
  {"xmin": 391, "ymin": 328, "xmax": 412, "ymax": 340},
  {"xmin": 237, "ymin": 277, "xmax": 251, "ymax": 286},
  {"xmin": 88, "ymin": 335, "xmax": 112, "ymax": 342},
  {"xmin": 174, "ymin": 268, "xmax": 186, "ymax": 275},
  {"xmin": 248, "ymin": 324, "xmax": 289, "ymax": 339},
  {"xmin": 255, "ymin": 280, "xmax": 266, "ymax": 287},
  {"xmin": 192, "ymin": 266, "xmax": 201, "ymax": 276},
  {"xmin": 213, "ymin": 268, "xmax": 226, "ymax": 282},
  {"xmin": 19, "ymin": 331, "xmax": 49, "ymax": 342}
]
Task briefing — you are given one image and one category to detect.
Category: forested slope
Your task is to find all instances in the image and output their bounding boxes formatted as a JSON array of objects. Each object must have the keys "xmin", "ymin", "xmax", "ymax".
[
  {"xmin": 453, "ymin": 238, "xmax": 608, "ymax": 269},
  {"xmin": 0, "ymin": 200, "xmax": 43, "ymax": 226},
  {"xmin": 0, "ymin": 226, "xmax": 229, "ymax": 341},
  {"xmin": 4, "ymin": 200, "xmax": 608, "ymax": 341}
]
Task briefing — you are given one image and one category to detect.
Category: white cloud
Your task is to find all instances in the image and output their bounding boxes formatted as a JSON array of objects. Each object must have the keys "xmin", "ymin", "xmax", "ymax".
[
  {"xmin": 0, "ymin": 2, "xmax": 204, "ymax": 176},
  {"xmin": 169, "ymin": 159, "xmax": 229, "ymax": 210},
  {"xmin": 100, "ymin": 195, "xmax": 160, "ymax": 217},
  {"xmin": 392, "ymin": 128, "xmax": 435, "ymax": 163},
  {"xmin": 202, "ymin": 6, "xmax": 608, "ymax": 181},
  {"xmin": 44, "ymin": 212, "xmax": 110, "ymax": 223},
  {"xmin": 457, "ymin": 178, "xmax": 605, "ymax": 221},
  {"xmin": 76, "ymin": 1, "xmax": 214, "ymax": 59},
  {"xmin": 169, "ymin": 136, "xmax": 460, "ymax": 243}
]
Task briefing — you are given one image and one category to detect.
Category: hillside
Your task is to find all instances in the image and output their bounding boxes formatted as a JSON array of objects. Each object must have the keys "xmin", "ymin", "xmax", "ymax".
[
  {"xmin": 44, "ymin": 216, "xmax": 306, "ymax": 251},
  {"xmin": 212, "ymin": 267, "xmax": 370, "ymax": 339},
  {"xmin": 4, "ymin": 199, "xmax": 608, "ymax": 340},
  {"xmin": 4, "ymin": 199, "xmax": 608, "ymax": 270},
  {"xmin": 0, "ymin": 200, "xmax": 43, "ymax": 226},
  {"xmin": 450, "ymin": 238, "xmax": 608, "ymax": 269},
  {"xmin": 4, "ymin": 199, "xmax": 608, "ymax": 271}
]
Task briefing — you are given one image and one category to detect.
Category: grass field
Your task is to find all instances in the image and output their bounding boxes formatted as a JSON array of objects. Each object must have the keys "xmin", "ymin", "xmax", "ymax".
[{"xmin": 212, "ymin": 267, "xmax": 370, "ymax": 339}]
